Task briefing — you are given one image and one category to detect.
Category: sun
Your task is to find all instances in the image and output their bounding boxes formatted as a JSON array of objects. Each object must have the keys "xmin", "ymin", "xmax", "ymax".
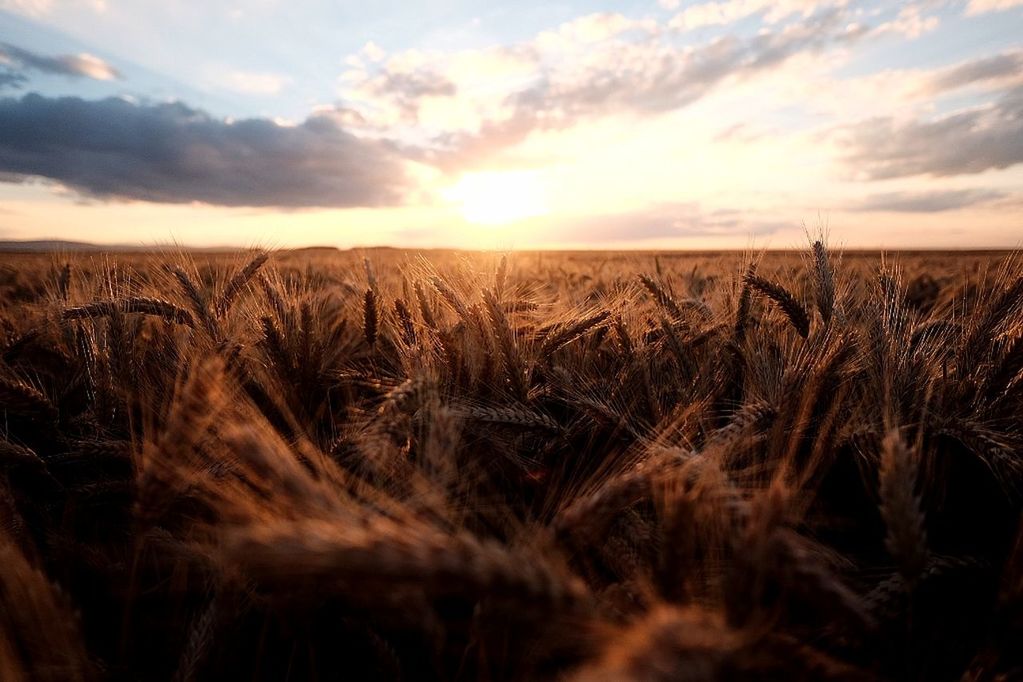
[{"xmin": 443, "ymin": 170, "xmax": 549, "ymax": 226}]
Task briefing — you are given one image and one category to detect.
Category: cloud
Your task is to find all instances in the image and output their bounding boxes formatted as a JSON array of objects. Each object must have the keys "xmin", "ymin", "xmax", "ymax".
[
  {"xmin": 0, "ymin": 0, "xmax": 54, "ymax": 15},
  {"xmin": 928, "ymin": 50, "xmax": 1023, "ymax": 92},
  {"xmin": 343, "ymin": 3, "xmax": 968, "ymax": 176},
  {"xmin": 360, "ymin": 67, "xmax": 457, "ymax": 121},
  {"xmin": 0, "ymin": 70, "xmax": 28, "ymax": 90},
  {"xmin": 408, "ymin": 6, "xmax": 868, "ymax": 169},
  {"xmin": 527, "ymin": 8, "xmax": 865, "ymax": 116},
  {"xmin": 0, "ymin": 0, "xmax": 106, "ymax": 15},
  {"xmin": 202, "ymin": 67, "xmax": 291, "ymax": 95},
  {"xmin": 341, "ymin": 43, "xmax": 540, "ymax": 137},
  {"xmin": 0, "ymin": 93, "xmax": 410, "ymax": 207},
  {"xmin": 552, "ymin": 203, "xmax": 783, "ymax": 242},
  {"xmin": 964, "ymin": 0, "xmax": 1023, "ymax": 15},
  {"xmin": 849, "ymin": 189, "xmax": 1009, "ymax": 212},
  {"xmin": 0, "ymin": 42, "xmax": 121, "ymax": 81},
  {"xmin": 840, "ymin": 86, "xmax": 1023, "ymax": 179},
  {"xmin": 873, "ymin": 5, "xmax": 940, "ymax": 39},
  {"xmin": 713, "ymin": 122, "xmax": 771, "ymax": 143},
  {"xmin": 667, "ymin": 0, "xmax": 832, "ymax": 31},
  {"xmin": 198, "ymin": 65, "xmax": 292, "ymax": 95},
  {"xmin": 540, "ymin": 12, "xmax": 658, "ymax": 44}
]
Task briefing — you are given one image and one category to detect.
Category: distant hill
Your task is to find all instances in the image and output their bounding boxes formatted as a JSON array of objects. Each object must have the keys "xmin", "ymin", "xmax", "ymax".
[
  {"xmin": 0, "ymin": 240, "xmax": 122, "ymax": 252},
  {"xmin": 0, "ymin": 240, "xmax": 1010, "ymax": 255},
  {"xmin": 0, "ymin": 240, "xmax": 247, "ymax": 253}
]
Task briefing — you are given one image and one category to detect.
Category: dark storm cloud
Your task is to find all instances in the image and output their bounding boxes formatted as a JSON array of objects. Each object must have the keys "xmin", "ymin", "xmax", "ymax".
[
  {"xmin": 0, "ymin": 42, "xmax": 122, "ymax": 82},
  {"xmin": 841, "ymin": 86, "xmax": 1023, "ymax": 179},
  {"xmin": 0, "ymin": 94, "xmax": 410, "ymax": 208},
  {"xmin": 850, "ymin": 189, "xmax": 1008, "ymax": 213}
]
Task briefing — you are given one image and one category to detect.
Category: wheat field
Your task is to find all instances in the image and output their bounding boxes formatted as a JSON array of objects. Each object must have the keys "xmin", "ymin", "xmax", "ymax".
[{"xmin": 0, "ymin": 245, "xmax": 1021, "ymax": 681}]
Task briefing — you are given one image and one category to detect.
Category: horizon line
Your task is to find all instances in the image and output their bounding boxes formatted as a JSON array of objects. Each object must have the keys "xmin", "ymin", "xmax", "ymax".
[{"xmin": 0, "ymin": 238, "xmax": 1019, "ymax": 254}]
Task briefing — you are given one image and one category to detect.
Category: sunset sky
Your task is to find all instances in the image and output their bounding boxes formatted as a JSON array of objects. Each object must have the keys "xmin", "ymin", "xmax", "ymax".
[{"xmin": 0, "ymin": 0, "xmax": 1021, "ymax": 249}]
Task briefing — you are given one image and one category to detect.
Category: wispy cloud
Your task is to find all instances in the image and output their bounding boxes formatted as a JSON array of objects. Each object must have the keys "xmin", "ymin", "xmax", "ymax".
[
  {"xmin": 508, "ymin": 10, "xmax": 863, "ymax": 116},
  {"xmin": 0, "ymin": 0, "xmax": 55, "ymax": 16},
  {"xmin": 1, "ymin": 0, "xmax": 107, "ymax": 15},
  {"xmin": 200, "ymin": 66, "xmax": 291, "ymax": 96},
  {"xmin": 0, "ymin": 70, "xmax": 28, "ymax": 90},
  {"xmin": 965, "ymin": 0, "xmax": 1023, "ymax": 16},
  {"xmin": 872, "ymin": 4, "xmax": 940, "ymax": 39},
  {"xmin": 0, "ymin": 94, "xmax": 410, "ymax": 207},
  {"xmin": 840, "ymin": 86, "xmax": 1023, "ymax": 179},
  {"xmin": 353, "ymin": 6, "xmax": 871, "ymax": 171},
  {"xmin": 926, "ymin": 50, "xmax": 1023, "ymax": 92},
  {"xmin": 356, "ymin": 66, "xmax": 457, "ymax": 122},
  {"xmin": 552, "ymin": 202, "xmax": 783, "ymax": 242},
  {"xmin": 849, "ymin": 188, "xmax": 1009, "ymax": 212},
  {"xmin": 666, "ymin": 0, "xmax": 835, "ymax": 32},
  {"xmin": 0, "ymin": 41, "xmax": 120, "ymax": 84}
]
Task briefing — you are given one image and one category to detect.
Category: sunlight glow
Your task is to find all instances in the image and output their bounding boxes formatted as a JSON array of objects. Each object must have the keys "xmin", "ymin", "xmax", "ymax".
[{"xmin": 443, "ymin": 170, "xmax": 549, "ymax": 226}]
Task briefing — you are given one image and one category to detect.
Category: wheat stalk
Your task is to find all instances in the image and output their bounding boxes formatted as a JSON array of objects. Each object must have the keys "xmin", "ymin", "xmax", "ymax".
[
  {"xmin": 482, "ymin": 289, "xmax": 527, "ymax": 399},
  {"xmin": 171, "ymin": 266, "xmax": 221, "ymax": 338},
  {"xmin": 393, "ymin": 298, "xmax": 416, "ymax": 345},
  {"xmin": 448, "ymin": 402, "xmax": 559, "ymax": 431},
  {"xmin": 743, "ymin": 273, "xmax": 811, "ymax": 338},
  {"xmin": 812, "ymin": 240, "xmax": 836, "ymax": 325},
  {"xmin": 540, "ymin": 310, "xmax": 611, "ymax": 356},
  {"xmin": 495, "ymin": 254, "xmax": 508, "ymax": 298},
  {"xmin": 363, "ymin": 288, "xmax": 378, "ymax": 348},
  {"xmin": 63, "ymin": 298, "xmax": 193, "ymax": 325},
  {"xmin": 430, "ymin": 275, "xmax": 471, "ymax": 322},
  {"xmin": 220, "ymin": 516, "xmax": 589, "ymax": 608},
  {"xmin": 0, "ymin": 378, "xmax": 57, "ymax": 421},
  {"xmin": 878, "ymin": 429, "xmax": 928, "ymax": 589},
  {"xmin": 217, "ymin": 251, "xmax": 269, "ymax": 317}
]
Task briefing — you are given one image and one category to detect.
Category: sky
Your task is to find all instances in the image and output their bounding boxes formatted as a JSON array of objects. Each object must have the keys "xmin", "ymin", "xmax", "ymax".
[{"xmin": 0, "ymin": 0, "xmax": 1021, "ymax": 250}]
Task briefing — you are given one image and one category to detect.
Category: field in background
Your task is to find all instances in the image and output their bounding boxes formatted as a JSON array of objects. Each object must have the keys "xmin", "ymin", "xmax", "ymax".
[{"xmin": 1, "ymin": 246, "xmax": 1021, "ymax": 681}]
